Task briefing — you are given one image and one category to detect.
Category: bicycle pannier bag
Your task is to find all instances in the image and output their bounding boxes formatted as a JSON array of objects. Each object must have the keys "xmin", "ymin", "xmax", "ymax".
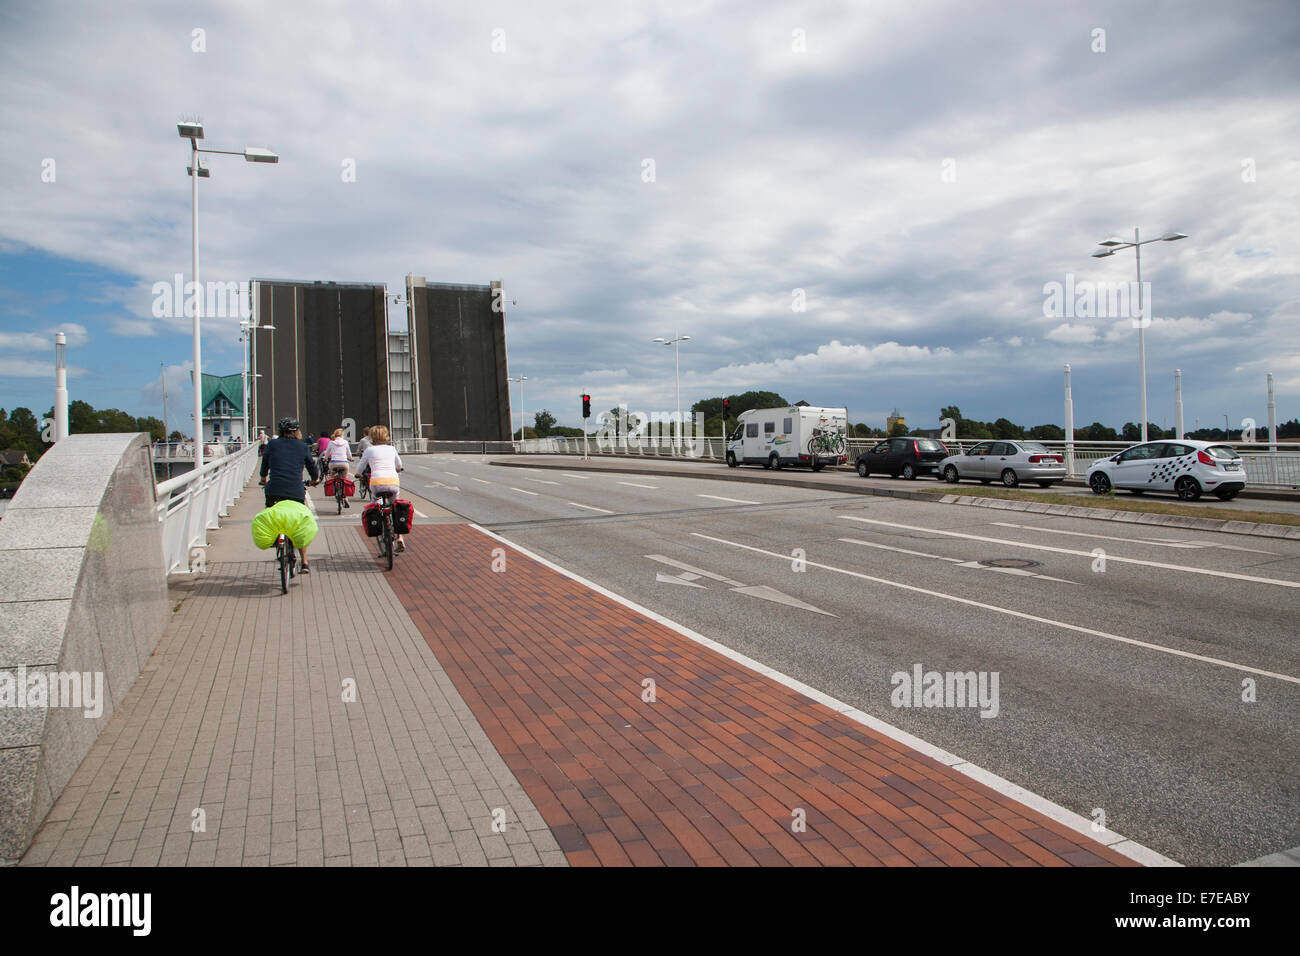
[
  {"xmin": 362, "ymin": 502, "xmax": 383, "ymax": 537},
  {"xmin": 392, "ymin": 499, "xmax": 413, "ymax": 535}
]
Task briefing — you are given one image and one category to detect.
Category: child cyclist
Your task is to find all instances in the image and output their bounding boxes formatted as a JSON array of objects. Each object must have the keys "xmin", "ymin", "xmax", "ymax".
[{"xmin": 356, "ymin": 426, "xmax": 406, "ymax": 551}]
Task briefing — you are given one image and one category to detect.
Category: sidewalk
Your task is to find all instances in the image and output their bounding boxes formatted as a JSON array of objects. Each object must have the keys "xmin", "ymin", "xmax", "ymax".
[
  {"xmin": 19, "ymin": 480, "xmax": 563, "ymax": 867},
  {"xmin": 20, "ymin": 477, "xmax": 1144, "ymax": 866}
]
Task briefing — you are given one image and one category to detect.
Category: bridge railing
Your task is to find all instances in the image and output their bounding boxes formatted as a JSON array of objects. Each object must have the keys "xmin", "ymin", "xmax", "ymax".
[
  {"xmin": 504, "ymin": 435, "xmax": 1300, "ymax": 490},
  {"xmin": 155, "ymin": 443, "xmax": 260, "ymax": 574}
]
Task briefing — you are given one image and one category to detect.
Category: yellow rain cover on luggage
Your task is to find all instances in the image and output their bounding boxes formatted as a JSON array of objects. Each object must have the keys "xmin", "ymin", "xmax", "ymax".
[{"xmin": 250, "ymin": 499, "xmax": 319, "ymax": 550}]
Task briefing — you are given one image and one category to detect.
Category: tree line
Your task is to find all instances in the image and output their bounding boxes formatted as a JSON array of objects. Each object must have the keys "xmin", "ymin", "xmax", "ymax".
[{"xmin": 0, "ymin": 401, "xmax": 167, "ymax": 487}]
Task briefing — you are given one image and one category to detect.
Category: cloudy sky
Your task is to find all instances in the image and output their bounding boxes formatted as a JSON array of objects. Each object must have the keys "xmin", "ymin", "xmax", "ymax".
[{"xmin": 1, "ymin": 0, "xmax": 1297, "ymax": 435}]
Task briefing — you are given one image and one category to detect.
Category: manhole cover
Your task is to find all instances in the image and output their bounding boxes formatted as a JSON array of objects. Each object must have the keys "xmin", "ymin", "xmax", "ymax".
[{"xmin": 979, "ymin": 557, "xmax": 1042, "ymax": 569}]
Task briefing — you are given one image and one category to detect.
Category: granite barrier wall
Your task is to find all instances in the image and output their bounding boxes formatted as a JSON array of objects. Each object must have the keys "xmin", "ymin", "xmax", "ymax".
[{"xmin": 0, "ymin": 433, "xmax": 168, "ymax": 862}]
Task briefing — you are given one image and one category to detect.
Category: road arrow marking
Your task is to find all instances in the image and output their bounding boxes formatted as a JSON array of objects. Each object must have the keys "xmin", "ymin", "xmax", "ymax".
[
  {"xmin": 730, "ymin": 585, "xmax": 836, "ymax": 617},
  {"xmin": 655, "ymin": 571, "xmax": 707, "ymax": 588},
  {"xmin": 570, "ymin": 502, "xmax": 614, "ymax": 514},
  {"xmin": 645, "ymin": 555, "xmax": 744, "ymax": 587}
]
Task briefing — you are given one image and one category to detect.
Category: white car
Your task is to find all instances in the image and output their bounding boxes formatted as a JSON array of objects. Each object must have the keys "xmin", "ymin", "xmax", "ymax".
[{"xmin": 1087, "ymin": 439, "xmax": 1246, "ymax": 501}]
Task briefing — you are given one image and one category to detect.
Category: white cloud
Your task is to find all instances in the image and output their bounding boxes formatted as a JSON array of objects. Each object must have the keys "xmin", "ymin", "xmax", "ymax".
[{"xmin": 1045, "ymin": 323, "xmax": 1098, "ymax": 344}]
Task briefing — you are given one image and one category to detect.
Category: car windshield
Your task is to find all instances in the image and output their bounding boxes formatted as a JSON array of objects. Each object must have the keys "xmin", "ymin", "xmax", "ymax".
[{"xmin": 1205, "ymin": 445, "xmax": 1240, "ymax": 460}]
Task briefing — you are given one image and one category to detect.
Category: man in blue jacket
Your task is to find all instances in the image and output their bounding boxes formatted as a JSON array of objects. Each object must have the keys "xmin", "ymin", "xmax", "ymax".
[{"xmin": 258, "ymin": 417, "xmax": 320, "ymax": 571}]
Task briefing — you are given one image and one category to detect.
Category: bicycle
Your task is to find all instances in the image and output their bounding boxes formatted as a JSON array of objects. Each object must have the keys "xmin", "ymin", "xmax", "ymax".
[
  {"xmin": 356, "ymin": 472, "xmax": 370, "ymax": 502},
  {"xmin": 374, "ymin": 491, "xmax": 397, "ymax": 571},
  {"xmin": 275, "ymin": 532, "xmax": 297, "ymax": 594},
  {"xmin": 329, "ymin": 469, "xmax": 350, "ymax": 514}
]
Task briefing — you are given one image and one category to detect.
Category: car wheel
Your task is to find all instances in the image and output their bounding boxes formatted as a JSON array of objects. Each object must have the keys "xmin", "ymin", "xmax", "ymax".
[
  {"xmin": 726, "ymin": 452, "xmax": 738, "ymax": 468},
  {"xmin": 857, "ymin": 461, "xmax": 869, "ymax": 478},
  {"xmin": 943, "ymin": 465, "xmax": 960, "ymax": 484},
  {"xmin": 1089, "ymin": 473, "xmax": 1111, "ymax": 495},
  {"xmin": 770, "ymin": 454, "xmax": 782, "ymax": 470},
  {"xmin": 901, "ymin": 463, "xmax": 916, "ymax": 480},
  {"xmin": 1001, "ymin": 469, "xmax": 1018, "ymax": 488},
  {"xmin": 1216, "ymin": 489, "xmax": 1238, "ymax": 501},
  {"xmin": 1037, "ymin": 481, "xmax": 1054, "ymax": 488},
  {"xmin": 1175, "ymin": 476, "xmax": 1202, "ymax": 501}
]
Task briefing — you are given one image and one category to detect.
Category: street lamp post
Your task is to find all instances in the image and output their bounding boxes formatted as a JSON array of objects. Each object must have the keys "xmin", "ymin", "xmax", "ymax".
[
  {"xmin": 508, "ymin": 375, "xmax": 527, "ymax": 445},
  {"xmin": 1091, "ymin": 228, "xmax": 1187, "ymax": 444},
  {"xmin": 240, "ymin": 320, "xmax": 274, "ymax": 442},
  {"xmin": 177, "ymin": 121, "xmax": 277, "ymax": 469},
  {"xmin": 652, "ymin": 331, "xmax": 690, "ymax": 452}
]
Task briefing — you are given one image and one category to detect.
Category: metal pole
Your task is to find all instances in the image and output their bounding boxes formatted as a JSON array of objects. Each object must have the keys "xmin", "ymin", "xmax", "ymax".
[
  {"xmin": 191, "ymin": 137, "xmax": 204, "ymax": 470},
  {"xmin": 583, "ymin": 416, "xmax": 589, "ymax": 460},
  {"xmin": 1267, "ymin": 372, "xmax": 1276, "ymax": 453},
  {"xmin": 161, "ymin": 360, "xmax": 168, "ymax": 441},
  {"xmin": 674, "ymin": 330, "xmax": 681, "ymax": 455},
  {"xmin": 54, "ymin": 331, "xmax": 68, "ymax": 441},
  {"xmin": 1134, "ymin": 227, "xmax": 1146, "ymax": 444},
  {"xmin": 1063, "ymin": 364, "xmax": 1074, "ymax": 477},
  {"xmin": 1174, "ymin": 369, "xmax": 1184, "ymax": 440}
]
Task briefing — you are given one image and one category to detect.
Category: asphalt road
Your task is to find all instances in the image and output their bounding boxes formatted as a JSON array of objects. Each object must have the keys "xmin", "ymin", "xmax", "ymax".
[{"xmin": 400, "ymin": 453, "xmax": 1300, "ymax": 866}]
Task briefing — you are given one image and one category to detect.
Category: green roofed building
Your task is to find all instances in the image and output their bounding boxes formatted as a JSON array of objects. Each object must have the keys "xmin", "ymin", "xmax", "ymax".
[{"xmin": 201, "ymin": 372, "xmax": 245, "ymax": 443}]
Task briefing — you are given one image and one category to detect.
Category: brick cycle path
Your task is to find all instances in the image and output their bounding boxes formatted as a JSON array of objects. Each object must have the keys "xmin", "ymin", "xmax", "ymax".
[{"xmin": 383, "ymin": 523, "xmax": 1139, "ymax": 867}]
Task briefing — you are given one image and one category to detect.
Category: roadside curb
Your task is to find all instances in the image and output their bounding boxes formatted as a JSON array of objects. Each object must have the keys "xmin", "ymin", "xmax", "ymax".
[{"xmin": 488, "ymin": 459, "xmax": 1300, "ymax": 541}]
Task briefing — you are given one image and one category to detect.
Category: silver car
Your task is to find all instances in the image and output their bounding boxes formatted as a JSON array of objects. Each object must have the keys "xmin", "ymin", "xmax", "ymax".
[{"xmin": 939, "ymin": 440, "xmax": 1067, "ymax": 488}]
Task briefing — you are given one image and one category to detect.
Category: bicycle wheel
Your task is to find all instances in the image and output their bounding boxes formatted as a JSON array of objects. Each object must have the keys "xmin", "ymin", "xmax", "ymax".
[
  {"xmin": 336, "ymin": 486, "xmax": 343, "ymax": 515},
  {"xmin": 278, "ymin": 541, "xmax": 289, "ymax": 594},
  {"xmin": 383, "ymin": 516, "xmax": 393, "ymax": 571}
]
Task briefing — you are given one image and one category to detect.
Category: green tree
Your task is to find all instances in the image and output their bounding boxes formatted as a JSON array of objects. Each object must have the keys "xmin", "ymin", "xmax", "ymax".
[
  {"xmin": 136, "ymin": 415, "xmax": 166, "ymax": 442},
  {"xmin": 1027, "ymin": 424, "xmax": 1065, "ymax": 440},
  {"xmin": 991, "ymin": 418, "xmax": 1024, "ymax": 440},
  {"xmin": 1078, "ymin": 422, "xmax": 1118, "ymax": 441},
  {"xmin": 532, "ymin": 409, "xmax": 557, "ymax": 438}
]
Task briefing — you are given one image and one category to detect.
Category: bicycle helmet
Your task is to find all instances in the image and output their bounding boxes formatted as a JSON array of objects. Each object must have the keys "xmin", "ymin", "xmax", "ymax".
[{"xmin": 278, "ymin": 417, "xmax": 300, "ymax": 435}]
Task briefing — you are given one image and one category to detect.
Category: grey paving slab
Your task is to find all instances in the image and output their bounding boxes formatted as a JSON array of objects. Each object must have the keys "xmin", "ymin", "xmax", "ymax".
[{"xmin": 19, "ymin": 478, "xmax": 565, "ymax": 867}]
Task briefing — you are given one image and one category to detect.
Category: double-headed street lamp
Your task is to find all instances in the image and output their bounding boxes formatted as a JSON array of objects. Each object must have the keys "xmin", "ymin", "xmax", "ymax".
[
  {"xmin": 178, "ymin": 121, "xmax": 278, "ymax": 469},
  {"xmin": 652, "ymin": 331, "xmax": 690, "ymax": 450},
  {"xmin": 1091, "ymin": 228, "xmax": 1187, "ymax": 443}
]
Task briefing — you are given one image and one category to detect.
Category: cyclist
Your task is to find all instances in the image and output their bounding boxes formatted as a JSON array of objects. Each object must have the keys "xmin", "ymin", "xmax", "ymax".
[
  {"xmin": 259, "ymin": 417, "xmax": 320, "ymax": 572},
  {"xmin": 326, "ymin": 428, "xmax": 353, "ymax": 508},
  {"xmin": 356, "ymin": 425, "xmax": 406, "ymax": 551},
  {"xmin": 355, "ymin": 426, "xmax": 373, "ymax": 500}
]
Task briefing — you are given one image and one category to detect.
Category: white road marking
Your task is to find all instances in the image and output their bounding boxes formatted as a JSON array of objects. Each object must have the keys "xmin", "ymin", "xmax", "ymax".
[
  {"xmin": 562, "ymin": 474, "xmax": 593, "ymax": 480},
  {"xmin": 509, "ymin": 487, "xmax": 539, "ymax": 496},
  {"xmin": 990, "ymin": 521, "xmax": 1277, "ymax": 555},
  {"xmin": 842, "ymin": 539, "xmax": 964, "ymax": 563},
  {"xmin": 525, "ymin": 477, "xmax": 561, "ymax": 485},
  {"xmin": 698, "ymin": 493, "xmax": 760, "ymax": 504},
  {"xmin": 569, "ymin": 502, "xmax": 613, "ymax": 514},
  {"xmin": 645, "ymin": 554, "xmax": 744, "ymax": 587},
  {"xmin": 471, "ymin": 523, "xmax": 1177, "ymax": 866},
  {"xmin": 692, "ymin": 531, "xmax": 1300, "ymax": 686},
  {"xmin": 472, "ymin": 477, "xmax": 492, "ymax": 484},
  {"xmin": 840, "ymin": 538, "xmax": 1079, "ymax": 586},
  {"xmin": 618, "ymin": 481, "xmax": 658, "ymax": 489},
  {"xmin": 414, "ymin": 509, "xmax": 428, "ymax": 518},
  {"xmin": 443, "ymin": 471, "xmax": 460, "ymax": 477},
  {"xmin": 839, "ymin": 516, "xmax": 1300, "ymax": 590},
  {"xmin": 656, "ymin": 571, "xmax": 707, "ymax": 589},
  {"xmin": 732, "ymin": 584, "xmax": 836, "ymax": 616}
]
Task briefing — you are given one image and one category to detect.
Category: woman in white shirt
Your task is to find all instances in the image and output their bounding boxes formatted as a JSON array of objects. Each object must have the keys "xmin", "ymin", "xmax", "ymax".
[
  {"xmin": 356, "ymin": 426, "xmax": 406, "ymax": 550},
  {"xmin": 326, "ymin": 428, "xmax": 353, "ymax": 507}
]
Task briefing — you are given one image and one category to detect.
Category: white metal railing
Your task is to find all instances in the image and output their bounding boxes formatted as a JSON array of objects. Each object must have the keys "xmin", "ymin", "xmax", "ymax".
[
  {"xmin": 156, "ymin": 443, "xmax": 260, "ymax": 574},
  {"xmin": 507, "ymin": 435, "xmax": 1300, "ymax": 489},
  {"xmin": 394, "ymin": 439, "xmax": 515, "ymax": 455},
  {"xmin": 152, "ymin": 440, "xmax": 235, "ymax": 461}
]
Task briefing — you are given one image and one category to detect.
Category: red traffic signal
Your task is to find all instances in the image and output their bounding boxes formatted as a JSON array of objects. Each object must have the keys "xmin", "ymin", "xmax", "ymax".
[
  {"xmin": 582, "ymin": 394, "xmax": 591, "ymax": 418},
  {"xmin": 722, "ymin": 399, "xmax": 731, "ymax": 419}
]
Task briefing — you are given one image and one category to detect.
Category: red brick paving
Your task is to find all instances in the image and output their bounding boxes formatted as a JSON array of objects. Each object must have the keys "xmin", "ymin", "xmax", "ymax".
[{"xmin": 380, "ymin": 523, "xmax": 1137, "ymax": 867}]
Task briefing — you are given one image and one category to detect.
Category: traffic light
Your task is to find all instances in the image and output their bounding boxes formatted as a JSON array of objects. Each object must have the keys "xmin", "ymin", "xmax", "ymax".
[
  {"xmin": 722, "ymin": 399, "xmax": 731, "ymax": 421},
  {"xmin": 582, "ymin": 394, "xmax": 591, "ymax": 418}
]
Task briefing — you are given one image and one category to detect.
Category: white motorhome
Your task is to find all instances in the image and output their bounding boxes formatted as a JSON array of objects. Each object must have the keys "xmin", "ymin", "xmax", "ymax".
[{"xmin": 726, "ymin": 405, "xmax": 848, "ymax": 471}]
